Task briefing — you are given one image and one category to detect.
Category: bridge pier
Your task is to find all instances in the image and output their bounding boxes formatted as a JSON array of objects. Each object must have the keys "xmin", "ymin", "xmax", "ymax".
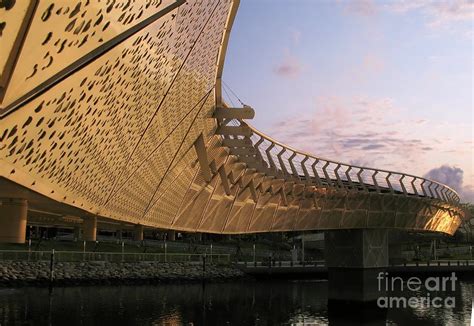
[
  {"xmin": 73, "ymin": 226, "xmax": 81, "ymax": 241},
  {"xmin": 115, "ymin": 223, "xmax": 126, "ymax": 241},
  {"xmin": 83, "ymin": 216, "xmax": 97, "ymax": 242},
  {"xmin": 325, "ymin": 229, "xmax": 388, "ymax": 323},
  {"xmin": 134, "ymin": 224, "xmax": 143, "ymax": 241},
  {"xmin": 389, "ymin": 243, "xmax": 404, "ymax": 265},
  {"xmin": 388, "ymin": 230, "xmax": 405, "ymax": 264},
  {"xmin": 0, "ymin": 198, "xmax": 27, "ymax": 243}
]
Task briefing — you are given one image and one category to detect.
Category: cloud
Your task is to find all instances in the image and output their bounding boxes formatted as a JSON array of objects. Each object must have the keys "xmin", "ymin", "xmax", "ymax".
[
  {"xmin": 362, "ymin": 144, "xmax": 385, "ymax": 150},
  {"xmin": 341, "ymin": 0, "xmax": 473, "ymax": 30},
  {"xmin": 273, "ymin": 55, "xmax": 303, "ymax": 78},
  {"xmin": 273, "ymin": 29, "xmax": 304, "ymax": 79},
  {"xmin": 424, "ymin": 165, "xmax": 474, "ymax": 203},
  {"xmin": 268, "ymin": 96, "xmax": 435, "ymax": 169},
  {"xmin": 265, "ymin": 95, "xmax": 472, "ymax": 187},
  {"xmin": 383, "ymin": 0, "xmax": 473, "ymax": 27},
  {"xmin": 423, "ymin": 165, "xmax": 464, "ymax": 190},
  {"xmin": 343, "ymin": 0, "xmax": 377, "ymax": 16}
]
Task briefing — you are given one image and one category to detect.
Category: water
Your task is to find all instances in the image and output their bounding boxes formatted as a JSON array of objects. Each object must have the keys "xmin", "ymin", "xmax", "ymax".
[{"xmin": 0, "ymin": 279, "xmax": 472, "ymax": 325}]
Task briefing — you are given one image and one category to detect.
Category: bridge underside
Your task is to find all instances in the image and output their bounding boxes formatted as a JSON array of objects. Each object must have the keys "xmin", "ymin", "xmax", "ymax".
[
  {"xmin": 0, "ymin": 0, "xmax": 465, "ymax": 243},
  {"xmin": 0, "ymin": 135, "xmax": 463, "ymax": 238}
]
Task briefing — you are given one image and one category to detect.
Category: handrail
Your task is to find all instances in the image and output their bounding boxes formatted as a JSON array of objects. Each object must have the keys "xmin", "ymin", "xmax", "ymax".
[
  {"xmin": 0, "ymin": 250, "xmax": 229, "ymax": 256},
  {"xmin": 0, "ymin": 250, "xmax": 231, "ymax": 263},
  {"xmin": 219, "ymin": 104, "xmax": 460, "ymax": 205}
]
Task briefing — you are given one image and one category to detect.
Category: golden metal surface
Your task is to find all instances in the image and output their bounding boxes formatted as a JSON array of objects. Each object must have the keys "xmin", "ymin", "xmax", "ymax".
[
  {"xmin": 1, "ymin": 0, "xmax": 181, "ymax": 110},
  {"xmin": 0, "ymin": 0, "xmax": 36, "ymax": 95},
  {"xmin": 0, "ymin": 0, "xmax": 465, "ymax": 236}
]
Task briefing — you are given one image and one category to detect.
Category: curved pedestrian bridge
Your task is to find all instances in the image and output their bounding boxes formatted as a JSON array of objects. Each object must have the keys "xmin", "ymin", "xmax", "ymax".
[{"xmin": 0, "ymin": 0, "xmax": 465, "ymax": 243}]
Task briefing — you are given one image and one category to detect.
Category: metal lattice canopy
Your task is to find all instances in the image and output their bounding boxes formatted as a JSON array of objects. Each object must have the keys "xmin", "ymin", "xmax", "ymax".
[{"xmin": 0, "ymin": 0, "xmax": 465, "ymax": 235}]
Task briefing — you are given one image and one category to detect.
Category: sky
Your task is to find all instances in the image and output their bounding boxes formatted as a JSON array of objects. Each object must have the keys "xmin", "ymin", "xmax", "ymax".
[{"xmin": 222, "ymin": 0, "xmax": 474, "ymax": 203}]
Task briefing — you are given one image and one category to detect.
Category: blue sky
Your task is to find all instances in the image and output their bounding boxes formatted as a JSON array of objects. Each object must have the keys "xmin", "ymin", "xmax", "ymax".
[{"xmin": 222, "ymin": 0, "xmax": 473, "ymax": 202}]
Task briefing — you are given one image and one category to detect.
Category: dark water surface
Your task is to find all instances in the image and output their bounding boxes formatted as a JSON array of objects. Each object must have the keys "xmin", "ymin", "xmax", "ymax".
[{"xmin": 0, "ymin": 278, "xmax": 472, "ymax": 325}]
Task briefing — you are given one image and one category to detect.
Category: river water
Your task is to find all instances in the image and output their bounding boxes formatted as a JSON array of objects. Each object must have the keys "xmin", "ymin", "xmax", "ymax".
[{"xmin": 0, "ymin": 278, "xmax": 472, "ymax": 325}]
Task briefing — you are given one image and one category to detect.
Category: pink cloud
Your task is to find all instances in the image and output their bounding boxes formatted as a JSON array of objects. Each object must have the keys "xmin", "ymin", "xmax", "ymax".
[
  {"xmin": 344, "ymin": 0, "xmax": 377, "ymax": 16},
  {"xmin": 273, "ymin": 55, "xmax": 303, "ymax": 78},
  {"xmin": 384, "ymin": 0, "xmax": 473, "ymax": 27},
  {"xmin": 264, "ymin": 95, "xmax": 472, "ymax": 190},
  {"xmin": 341, "ymin": 0, "xmax": 473, "ymax": 30}
]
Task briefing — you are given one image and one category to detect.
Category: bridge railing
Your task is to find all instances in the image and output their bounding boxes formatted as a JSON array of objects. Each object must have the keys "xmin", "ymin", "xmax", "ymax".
[
  {"xmin": 0, "ymin": 250, "xmax": 230, "ymax": 264},
  {"xmin": 223, "ymin": 116, "xmax": 460, "ymax": 205},
  {"xmin": 236, "ymin": 260, "xmax": 474, "ymax": 268}
]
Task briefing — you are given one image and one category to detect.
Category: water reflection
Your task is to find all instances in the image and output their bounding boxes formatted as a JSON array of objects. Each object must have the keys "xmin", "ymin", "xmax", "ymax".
[
  {"xmin": 386, "ymin": 276, "xmax": 472, "ymax": 326},
  {"xmin": 0, "ymin": 279, "xmax": 471, "ymax": 325}
]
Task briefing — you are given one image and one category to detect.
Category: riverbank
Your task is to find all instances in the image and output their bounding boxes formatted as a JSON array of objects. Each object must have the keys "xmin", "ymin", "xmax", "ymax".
[
  {"xmin": 237, "ymin": 260, "xmax": 474, "ymax": 279},
  {"xmin": 0, "ymin": 261, "xmax": 247, "ymax": 287}
]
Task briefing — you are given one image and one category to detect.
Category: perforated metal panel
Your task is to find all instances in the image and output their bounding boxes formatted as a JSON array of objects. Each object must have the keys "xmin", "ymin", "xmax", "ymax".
[
  {"xmin": 0, "ymin": 0, "xmax": 465, "ymax": 236},
  {"xmin": 0, "ymin": 0, "xmax": 235, "ymax": 228}
]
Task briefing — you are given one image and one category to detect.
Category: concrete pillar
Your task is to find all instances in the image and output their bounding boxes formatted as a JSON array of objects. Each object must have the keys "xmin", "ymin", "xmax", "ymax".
[
  {"xmin": 389, "ymin": 243, "xmax": 404, "ymax": 264},
  {"xmin": 325, "ymin": 229, "xmax": 388, "ymax": 324},
  {"xmin": 325, "ymin": 229, "xmax": 388, "ymax": 269},
  {"xmin": 388, "ymin": 230, "xmax": 405, "ymax": 264},
  {"xmin": 167, "ymin": 230, "xmax": 175, "ymax": 241},
  {"xmin": 116, "ymin": 224, "xmax": 123, "ymax": 241},
  {"xmin": 134, "ymin": 224, "xmax": 144, "ymax": 241},
  {"xmin": 26, "ymin": 225, "xmax": 32, "ymax": 240},
  {"xmin": 83, "ymin": 216, "xmax": 97, "ymax": 242},
  {"xmin": 0, "ymin": 198, "xmax": 27, "ymax": 243},
  {"xmin": 73, "ymin": 226, "xmax": 81, "ymax": 241}
]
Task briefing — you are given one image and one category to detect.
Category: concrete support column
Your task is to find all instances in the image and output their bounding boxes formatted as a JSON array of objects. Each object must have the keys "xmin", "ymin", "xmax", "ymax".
[
  {"xmin": 325, "ymin": 229, "xmax": 388, "ymax": 269},
  {"xmin": 83, "ymin": 216, "xmax": 97, "ymax": 242},
  {"xmin": 0, "ymin": 198, "xmax": 27, "ymax": 243},
  {"xmin": 134, "ymin": 224, "xmax": 144, "ymax": 241},
  {"xmin": 116, "ymin": 224, "xmax": 123, "ymax": 241},
  {"xmin": 389, "ymin": 243, "xmax": 404, "ymax": 264},
  {"xmin": 167, "ymin": 230, "xmax": 175, "ymax": 241},
  {"xmin": 325, "ymin": 229, "xmax": 388, "ymax": 323},
  {"xmin": 73, "ymin": 226, "xmax": 81, "ymax": 241},
  {"xmin": 388, "ymin": 230, "xmax": 404, "ymax": 264}
]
